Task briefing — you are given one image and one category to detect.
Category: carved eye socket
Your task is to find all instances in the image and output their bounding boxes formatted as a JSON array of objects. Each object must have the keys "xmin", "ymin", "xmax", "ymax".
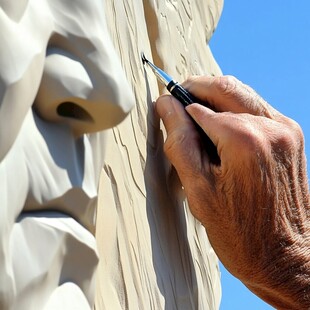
[{"xmin": 57, "ymin": 102, "xmax": 94, "ymax": 122}]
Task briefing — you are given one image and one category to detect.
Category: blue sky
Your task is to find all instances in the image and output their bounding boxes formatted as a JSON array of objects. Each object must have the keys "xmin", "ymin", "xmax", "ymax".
[{"xmin": 209, "ymin": 1, "xmax": 310, "ymax": 309}]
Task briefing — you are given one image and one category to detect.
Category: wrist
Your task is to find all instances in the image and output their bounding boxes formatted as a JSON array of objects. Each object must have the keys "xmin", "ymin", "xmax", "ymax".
[{"xmin": 245, "ymin": 230, "xmax": 310, "ymax": 309}]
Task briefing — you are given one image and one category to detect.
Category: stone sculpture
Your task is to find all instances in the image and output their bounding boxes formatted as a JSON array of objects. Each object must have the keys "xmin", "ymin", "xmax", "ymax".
[
  {"xmin": 0, "ymin": 0, "xmax": 223, "ymax": 309},
  {"xmin": 0, "ymin": 1, "xmax": 133, "ymax": 309},
  {"xmin": 95, "ymin": 1, "xmax": 223, "ymax": 309}
]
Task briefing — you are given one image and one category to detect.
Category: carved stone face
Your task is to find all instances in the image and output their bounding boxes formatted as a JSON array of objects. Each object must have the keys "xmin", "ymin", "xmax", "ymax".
[
  {"xmin": 0, "ymin": 0, "xmax": 134, "ymax": 160},
  {"xmin": 0, "ymin": 0, "xmax": 134, "ymax": 308}
]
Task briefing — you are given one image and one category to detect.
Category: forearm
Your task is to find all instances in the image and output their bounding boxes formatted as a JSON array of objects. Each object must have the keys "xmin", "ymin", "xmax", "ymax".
[
  {"xmin": 245, "ymin": 179, "xmax": 310, "ymax": 309},
  {"xmin": 245, "ymin": 239, "xmax": 310, "ymax": 309}
]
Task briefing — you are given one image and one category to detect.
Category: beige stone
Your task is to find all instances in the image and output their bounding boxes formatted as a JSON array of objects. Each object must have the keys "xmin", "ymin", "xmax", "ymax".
[
  {"xmin": 0, "ymin": 0, "xmax": 133, "ymax": 308},
  {"xmin": 95, "ymin": 1, "xmax": 223, "ymax": 309},
  {"xmin": 0, "ymin": 0, "xmax": 223, "ymax": 309}
]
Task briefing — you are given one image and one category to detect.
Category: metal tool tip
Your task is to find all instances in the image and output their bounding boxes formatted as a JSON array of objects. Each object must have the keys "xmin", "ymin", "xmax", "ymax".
[{"xmin": 141, "ymin": 52, "xmax": 148, "ymax": 65}]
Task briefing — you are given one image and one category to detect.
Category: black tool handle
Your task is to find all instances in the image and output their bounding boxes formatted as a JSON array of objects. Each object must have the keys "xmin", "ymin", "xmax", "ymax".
[
  {"xmin": 167, "ymin": 80, "xmax": 199, "ymax": 106},
  {"xmin": 167, "ymin": 81, "xmax": 220, "ymax": 165}
]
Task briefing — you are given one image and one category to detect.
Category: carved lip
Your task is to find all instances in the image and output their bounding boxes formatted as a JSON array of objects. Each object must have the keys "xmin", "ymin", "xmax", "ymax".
[{"xmin": 23, "ymin": 188, "xmax": 98, "ymax": 235}]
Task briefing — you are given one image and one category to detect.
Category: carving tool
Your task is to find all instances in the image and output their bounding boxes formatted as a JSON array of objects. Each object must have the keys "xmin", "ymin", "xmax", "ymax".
[
  {"xmin": 141, "ymin": 53, "xmax": 201, "ymax": 107},
  {"xmin": 141, "ymin": 53, "xmax": 220, "ymax": 164}
]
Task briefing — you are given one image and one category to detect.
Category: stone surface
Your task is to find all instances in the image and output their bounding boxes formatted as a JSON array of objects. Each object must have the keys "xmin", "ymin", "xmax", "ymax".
[
  {"xmin": 95, "ymin": 1, "xmax": 223, "ymax": 309},
  {"xmin": 0, "ymin": 0, "xmax": 223, "ymax": 309},
  {"xmin": 0, "ymin": 0, "xmax": 133, "ymax": 308}
]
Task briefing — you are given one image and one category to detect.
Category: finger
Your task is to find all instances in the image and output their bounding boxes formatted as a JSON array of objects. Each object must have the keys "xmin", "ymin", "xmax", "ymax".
[
  {"xmin": 155, "ymin": 94, "xmax": 195, "ymax": 135},
  {"xmin": 185, "ymin": 103, "xmax": 220, "ymax": 149},
  {"xmin": 185, "ymin": 103, "xmax": 242, "ymax": 165},
  {"xmin": 182, "ymin": 75, "xmax": 275, "ymax": 118},
  {"xmin": 155, "ymin": 94, "xmax": 208, "ymax": 179}
]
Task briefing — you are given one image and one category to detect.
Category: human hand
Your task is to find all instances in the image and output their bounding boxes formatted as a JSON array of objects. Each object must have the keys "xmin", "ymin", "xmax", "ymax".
[{"xmin": 155, "ymin": 75, "xmax": 310, "ymax": 308}]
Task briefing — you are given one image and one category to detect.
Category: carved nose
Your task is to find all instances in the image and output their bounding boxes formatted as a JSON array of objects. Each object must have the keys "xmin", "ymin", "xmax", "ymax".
[{"xmin": 34, "ymin": 49, "xmax": 134, "ymax": 135}]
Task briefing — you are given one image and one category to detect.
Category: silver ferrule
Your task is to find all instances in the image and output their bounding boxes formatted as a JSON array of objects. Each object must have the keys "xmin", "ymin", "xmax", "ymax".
[{"xmin": 145, "ymin": 61, "xmax": 173, "ymax": 86}]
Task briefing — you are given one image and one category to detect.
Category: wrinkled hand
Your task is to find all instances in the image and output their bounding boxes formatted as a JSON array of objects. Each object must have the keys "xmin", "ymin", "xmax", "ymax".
[{"xmin": 155, "ymin": 76, "xmax": 310, "ymax": 309}]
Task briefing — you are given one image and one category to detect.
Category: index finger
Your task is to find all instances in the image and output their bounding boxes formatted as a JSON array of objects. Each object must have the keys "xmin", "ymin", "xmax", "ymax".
[
  {"xmin": 155, "ymin": 94, "xmax": 195, "ymax": 135},
  {"xmin": 182, "ymin": 75, "xmax": 275, "ymax": 118}
]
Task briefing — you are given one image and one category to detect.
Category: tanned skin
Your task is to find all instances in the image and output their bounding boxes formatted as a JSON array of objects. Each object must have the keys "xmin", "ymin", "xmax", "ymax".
[{"xmin": 155, "ymin": 76, "xmax": 310, "ymax": 309}]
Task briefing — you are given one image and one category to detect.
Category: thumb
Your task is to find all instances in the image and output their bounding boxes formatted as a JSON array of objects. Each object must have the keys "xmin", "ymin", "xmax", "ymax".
[{"xmin": 185, "ymin": 103, "xmax": 222, "ymax": 156}]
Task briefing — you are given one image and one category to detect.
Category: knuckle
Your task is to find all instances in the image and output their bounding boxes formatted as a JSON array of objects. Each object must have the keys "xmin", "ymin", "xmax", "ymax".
[
  {"xmin": 184, "ymin": 75, "xmax": 200, "ymax": 85},
  {"xmin": 286, "ymin": 118, "xmax": 304, "ymax": 143},
  {"xmin": 274, "ymin": 119, "xmax": 304, "ymax": 153},
  {"xmin": 182, "ymin": 75, "xmax": 201, "ymax": 90},
  {"xmin": 163, "ymin": 131, "xmax": 186, "ymax": 159},
  {"xmin": 163, "ymin": 127, "xmax": 199, "ymax": 164},
  {"xmin": 273, "ymin": 130, "xmax": 296, "ymax": 157},
  {"xmin": 240, "ymin": 127, "xmax": 265, "ymax": 153},
  {"xmin": 214, "ymin": 75, "xmax": 239, "ymax": 96}
]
